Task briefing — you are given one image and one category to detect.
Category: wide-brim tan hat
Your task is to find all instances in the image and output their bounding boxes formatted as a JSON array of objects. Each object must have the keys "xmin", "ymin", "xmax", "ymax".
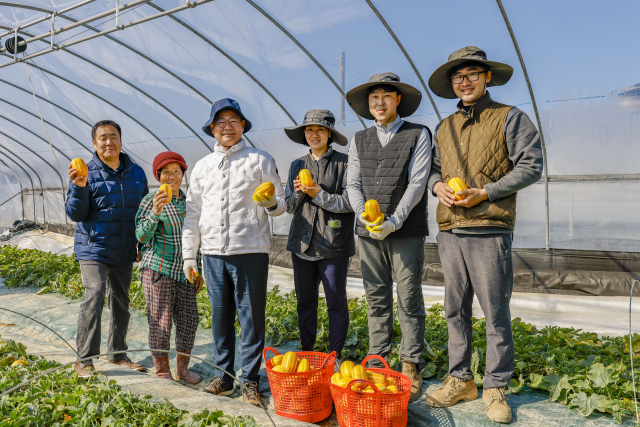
[
  {"xmin": 284, "ymin": 109, "xmax": 348, "ymax": 146},
  {"xmin": 346, "ymin": 72, "xmax": 422, "ymax": 120},
  {"xmin": 428, "ymin": 46, "xmax": 514, "ymax": 99}
]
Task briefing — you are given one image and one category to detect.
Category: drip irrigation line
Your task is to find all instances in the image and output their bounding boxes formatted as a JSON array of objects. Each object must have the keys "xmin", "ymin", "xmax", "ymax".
[
  {"xmin": 0, "ymin": 348, "xmax": 277, "ymax": 427},
  {"xmin": 0, "ymin": 307, "xmax": 78, "ymax": 356},
  {"xmin": 631, "ymin": 279, "xmax": 639, "ymax": 423}
]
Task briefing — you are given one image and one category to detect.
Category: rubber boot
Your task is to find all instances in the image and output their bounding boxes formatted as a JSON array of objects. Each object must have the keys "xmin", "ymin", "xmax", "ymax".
[
  {"xmin": 175, "ymin": 351, "xmax": 202, "ymax": 384},
  {"xmin": 153, "ymin": 356, "xmax": 174, "ymax": 380}
]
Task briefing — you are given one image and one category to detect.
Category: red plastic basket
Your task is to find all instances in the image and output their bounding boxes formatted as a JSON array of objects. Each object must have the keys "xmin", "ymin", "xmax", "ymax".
[
  {"xmin": 329, "ymin": 355, "xmax": 411, "ymax": 427},
  {"xmin": 263, "ymin": 347, "xmax": 336, "ymax": 423}
]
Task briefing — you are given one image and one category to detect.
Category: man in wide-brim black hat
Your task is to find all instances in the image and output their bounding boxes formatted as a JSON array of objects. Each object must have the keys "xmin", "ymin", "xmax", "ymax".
[
  {"xmin": 425, "ymin": 47, "xmax": 543, "ymax": 424},
  {"xmin": 345, "ymin": 72, "xmax": 432, "ymax": 399}
]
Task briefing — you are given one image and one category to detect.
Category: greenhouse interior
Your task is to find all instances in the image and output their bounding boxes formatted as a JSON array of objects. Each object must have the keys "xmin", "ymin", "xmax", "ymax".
[{"xmin": 0, "ymin": 0, "xmax": 639, "ymax": 426}]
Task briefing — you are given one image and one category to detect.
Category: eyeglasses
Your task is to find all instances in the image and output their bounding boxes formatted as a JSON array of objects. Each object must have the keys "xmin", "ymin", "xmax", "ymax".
[
  {"xmin": 160, "ymin": 170, "xmax": 183, "ymax": 178},
  {"xmin": 213, "ymin": 119, "xmax": 242, "ymax": 128},
  {"xmin": 451, "ymin": 71, "xmax": 487, "ymax": 85}
]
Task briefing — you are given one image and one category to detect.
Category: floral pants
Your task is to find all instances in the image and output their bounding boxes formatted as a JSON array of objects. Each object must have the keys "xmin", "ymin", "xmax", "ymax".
[{"xmin": 141, "ymin": 268, "xmax": 199, "ymax": 358}]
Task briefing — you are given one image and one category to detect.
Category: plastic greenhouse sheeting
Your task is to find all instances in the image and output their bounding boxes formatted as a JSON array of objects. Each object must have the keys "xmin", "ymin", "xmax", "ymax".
[{"xmin": 0, "ymin": 0, "xmax": 638, "ymax": 251}]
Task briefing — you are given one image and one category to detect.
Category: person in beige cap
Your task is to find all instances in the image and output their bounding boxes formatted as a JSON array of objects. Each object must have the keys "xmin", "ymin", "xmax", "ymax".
[
  {"xmin": 345, "ymin": 73, "xmax": 432, "ymax": 399},
  {"xmin": 425, "ymin": 47, "xmax": 543, "ymax": 423}
]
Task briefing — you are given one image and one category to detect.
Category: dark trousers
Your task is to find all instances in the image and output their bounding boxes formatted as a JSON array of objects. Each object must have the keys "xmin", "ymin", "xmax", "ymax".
[
  {"xmin": 437, "ymin": 231, "xmax": 514, "ymax": 388},
  {"xmin": 204, "ymin": 253, "xmax": 268, "ymax": 385},
  {"xmin": 291, "ymin": 255, "xmax": 350, "ymax": 358},
  {"xmin": 76, "ymin": 260, "xmax": 133, "ymax": 362},
  {"xmin": 359, "ymin": 235, "xmax": 426, "ymax": 365}
]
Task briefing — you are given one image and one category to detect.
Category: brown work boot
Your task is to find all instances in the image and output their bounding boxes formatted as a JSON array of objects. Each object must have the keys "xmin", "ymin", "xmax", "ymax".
[
  {"xmin": 402, "ymin": 360, "xmax": 423, "ymax": 399},
  {"xmin": 175, "ymin": 351, "xmax": 201, "ymax": 384},
  {"xmin": 108, "ymin": 355, "xmax": 145, "ymax": 371},
  {"xmin": 426, "ymin": 375, "xmax": 478, "ymax": 408},
  {"xmin": 204, "ymin": 376, "xmax": 234, "ymax": 396},
  {"xmin": 73, "ymin": 360, "xmax": 97, "ymax": 378},
  {"xmin": 242, "ymin": 381, "xmax": 263, "ymax": 407},
  {"xmin": 152, "ymin": 355, "xmax": 174, "ymax": 380},
  {"xmin": 483, "ymin": 387, "xmax": 512, "ymax": 423}
]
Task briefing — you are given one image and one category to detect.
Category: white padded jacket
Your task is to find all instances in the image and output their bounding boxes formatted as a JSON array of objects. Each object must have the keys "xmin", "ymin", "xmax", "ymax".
[{"xmin": 182, "ymin": 139, "xmax": 285, "ymax": 258}]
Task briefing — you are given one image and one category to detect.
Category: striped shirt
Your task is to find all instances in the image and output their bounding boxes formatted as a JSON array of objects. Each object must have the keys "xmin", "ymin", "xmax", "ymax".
[{"xmin": 135, "ymin": 189, "xmax": 198, "ymax": 282}]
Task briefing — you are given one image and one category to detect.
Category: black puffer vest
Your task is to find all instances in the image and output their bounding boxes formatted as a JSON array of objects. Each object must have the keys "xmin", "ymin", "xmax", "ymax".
[
  {"xmin": 286, "ymin": 151, "xmax": 355, "ymax": 259},
  {"xmin": 354, "ymin": 121, "xmax": 429, "ymax": 238}
]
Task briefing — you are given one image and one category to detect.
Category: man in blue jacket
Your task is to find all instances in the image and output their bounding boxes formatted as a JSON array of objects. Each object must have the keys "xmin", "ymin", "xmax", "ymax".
[{"xmin": 66, "ymin": 120, "xmax": 148, "ymax": 377}]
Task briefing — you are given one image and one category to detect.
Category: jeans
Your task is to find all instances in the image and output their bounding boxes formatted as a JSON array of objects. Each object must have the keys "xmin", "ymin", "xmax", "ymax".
[
  {"xmin": 291, "ymin": 255, "xmax": 350, "ymax": 358},
  {"xmin": 204, "ymin": 253, "xmax": 268, "ymax": 385},
  {"xmin": 76, "ymin": 260, "xmax": 133, "ymax": 362},
  {"xmin": 437, "ymin": 231, "xmax": 514, "ymax": 388}
]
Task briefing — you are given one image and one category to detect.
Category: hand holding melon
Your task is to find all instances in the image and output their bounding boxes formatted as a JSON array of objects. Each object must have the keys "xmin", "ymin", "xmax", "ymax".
[
  {"xmin": 361, "ymin": 199, "xmax": 384, "ymax": 232},
  {"xmin": 68, "ymin": 158, "xmax": 88, "ymax": 187}
]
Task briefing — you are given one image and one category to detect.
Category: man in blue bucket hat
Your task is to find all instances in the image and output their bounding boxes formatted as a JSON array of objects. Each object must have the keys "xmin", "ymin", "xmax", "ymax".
[{"xmin": 182, "ymin": 98, "xmax": 285, "ymax": 406}]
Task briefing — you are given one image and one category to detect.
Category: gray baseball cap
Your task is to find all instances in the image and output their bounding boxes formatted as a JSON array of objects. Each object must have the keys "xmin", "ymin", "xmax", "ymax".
[
  {"xmin": 428, "ymin": 46, "xmax": 513, "ymax": 99},
  {"xmin": 284, "ymin": 109, "xmax": 348, "ymax": 146}
]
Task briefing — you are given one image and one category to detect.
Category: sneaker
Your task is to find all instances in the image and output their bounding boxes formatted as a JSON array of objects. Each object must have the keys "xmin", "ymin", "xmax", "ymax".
[
  {"xmin": 73, "ymin": 360, "xmax": 97, "ymax": 378},
  {"xmin": 242, "ymin": 381, "xmax": 262, "ymax": 407},
  {"xmin": 426, "ymin": 375, "xmax": 478, "ymax": 408},
  {"xmin": 334, "ymin": 357, "xmax": 342, "ymax": 374},
  {"xmin": 108, "ymin": 355, "xmax": 145, "ymax": 371},
  {"xmin": 204, "ymin": 376, "xmax": 234, "ymax": 396},
  {"xmin": 402, "ymin": 360, "xmax": 423, "ymax": 399},
  {"xmin": 483, "ymin": 387, "xmax": 512, "ymax": 423}
]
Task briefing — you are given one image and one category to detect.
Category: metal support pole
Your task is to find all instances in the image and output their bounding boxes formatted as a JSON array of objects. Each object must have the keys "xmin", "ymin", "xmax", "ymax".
[
  {"xmin": 496, "ymin": 0, "xmax": 550, "ymax": 250},
  {"xmin": 339, "ymin": 52, "xmax": 345, "ymax": 123},
  {"xmin": 13, "ymin": 27, "xmax": 19, "ymax": 61},
  {"xmin": 50, "ymin": 12, "xmax": 56, "ymax": 49},
  {"xmin": 115, "ymin": 0, "xmax": 120, "ymax": 29}
]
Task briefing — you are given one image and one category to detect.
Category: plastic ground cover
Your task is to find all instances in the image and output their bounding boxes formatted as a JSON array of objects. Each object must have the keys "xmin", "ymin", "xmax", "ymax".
[{"xmin": 1, "ymin": 277, "xmax": 637, "ymax": 426}]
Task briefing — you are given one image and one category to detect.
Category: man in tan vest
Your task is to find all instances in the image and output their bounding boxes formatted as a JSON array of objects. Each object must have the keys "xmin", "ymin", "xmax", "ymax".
[{"xmin": 424, "ymin": 47, "xmax": 543, "ymax": 423}]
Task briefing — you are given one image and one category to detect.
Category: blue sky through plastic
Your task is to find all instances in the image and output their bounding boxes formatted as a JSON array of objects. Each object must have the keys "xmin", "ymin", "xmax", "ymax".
[{"xmin": 0, "ymin": 0, "xmax": 639, "ymax": 249}]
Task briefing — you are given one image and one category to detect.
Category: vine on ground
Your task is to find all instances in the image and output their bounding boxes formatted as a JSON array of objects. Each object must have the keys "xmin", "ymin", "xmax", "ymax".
[{"xmin": 1, "ymin": 245, "xmax": 638, "ymax": 423}]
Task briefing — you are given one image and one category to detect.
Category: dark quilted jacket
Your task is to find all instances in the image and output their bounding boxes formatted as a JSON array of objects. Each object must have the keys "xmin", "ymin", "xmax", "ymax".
[{"xmin": 65, "ymin": 152, "xmax": 148, "ymax": 265}]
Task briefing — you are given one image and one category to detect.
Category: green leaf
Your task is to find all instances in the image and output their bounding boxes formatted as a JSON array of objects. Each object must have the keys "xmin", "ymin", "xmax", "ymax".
[
  {"xmin": 545, "ymin": 374, "xmax": 572, "ymax": 404},
  {"xmin": 508, "ymin": 375, "xmax": 525, "ymax": 394},
  {"xmin": 421, "ymin": 364, "xmax": 437, "ymax": 379},
  {"xmin": 474, "ymin": 373, "xmax": 483, "ymax": 387},
  {"xmin": 529, "ymin": 373, "xmax": 547, "ymax": 390},
  {"xmin": 470, "ymin": 347, "xmax": 484, "ymax": 375},
  {"xmin": 570, "ymin": 392, "xmax": 606, "ymax": 417},
  {"xmin": 515, "ymin": 361, "xmax": 527, "ymax": 371},
  {"xmin": 588, "ymin": 363, "xmax": 614, "ymax": 389}
]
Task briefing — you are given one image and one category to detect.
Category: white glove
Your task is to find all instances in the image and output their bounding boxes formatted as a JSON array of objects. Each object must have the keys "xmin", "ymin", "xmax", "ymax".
[
  {"xmin": 369, "ymin": 220, "xmax": 396, "ymax": 240},
  {"xmin": 183, "ymin": 258, "xmax": 198, "ymax": 283},
  {"xmin": 358, "ymin": 211, "xmax": 383, "ymax": 228},
  {"xmin": 254, "ymin": 192, "xmax": 277, "ymax": 209}
]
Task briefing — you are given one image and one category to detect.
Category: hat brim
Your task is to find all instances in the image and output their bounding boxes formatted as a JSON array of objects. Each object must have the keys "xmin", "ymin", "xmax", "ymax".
[
  {"xmin": 284, "ymin": 123, "xmax": 348, "ymax": 146},
  {"xmin": 202, "ymin": 106, "xmax": 252, "ymax": 137},
  {"xmin": 428, "ymin": 59, "xmax": 513, "ymax": 99},
  {"xmin": 346, "ymin": 81, "xmax": 422, "ymax": 120}
]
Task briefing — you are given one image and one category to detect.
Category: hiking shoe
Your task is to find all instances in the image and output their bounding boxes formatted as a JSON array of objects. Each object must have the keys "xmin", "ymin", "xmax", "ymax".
[
  {"xmin": 334, "ymin": 357, "xmax": 342, "ymax": 374},
  {"xmin": 402, "ymin": 360, "xmax": 423, "ymax": 399},
  {"xmin": 204, "ymin": 376, "xmax": 234, "ymax": 396},
  {"xmin": 73, "ymin": 360, "xmax": 97, "ymax": 378},
  {"xmin": 483, "ymin": 387, "xmax": 512, "ymax": 423},
  {"xmin": 242, "ymin": 381, "xmax": 262, "ymax": 407},
  {"xmin": 108, "ymin": 355, "xmax": 145, "ymax": 371},
  {"xmin": 426, "ymin": 375, "xmax": 478, "ymax": 408}
]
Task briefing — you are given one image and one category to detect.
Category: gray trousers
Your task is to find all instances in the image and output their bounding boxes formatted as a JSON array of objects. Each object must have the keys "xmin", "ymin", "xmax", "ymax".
[
  {"xmin": 359, "ymin": 235, "xmax": 426, "ymax": 364},
  {"xmin": 76, "ymin": 260, "xmax": 133, "ymax": 362},
  {"xmin": 437, "ymin": 231, "xmax": 514, "ymax": 388}
]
